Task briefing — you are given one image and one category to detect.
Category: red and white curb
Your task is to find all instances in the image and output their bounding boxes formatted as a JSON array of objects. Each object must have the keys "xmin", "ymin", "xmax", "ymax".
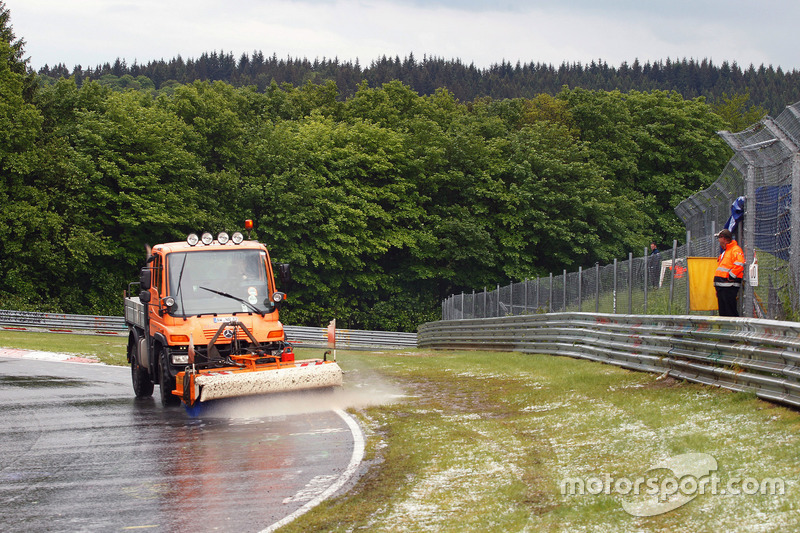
[{"xmin": 0, "ymin": 347, "xmax": 101, "ymax": 364}]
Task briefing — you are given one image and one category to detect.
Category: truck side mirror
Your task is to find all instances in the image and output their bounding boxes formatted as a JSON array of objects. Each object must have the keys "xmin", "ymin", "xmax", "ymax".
[
  {"xmin": 139, "ymin": 268, "xmax": 151, "ymax": 291},
  {"xmin": 278, "ymin": 263, "xmax": 292, "ymax": 287},
  {"xmin": 139, "ymin": 290, "xmax": 151, "ymax": 303}
]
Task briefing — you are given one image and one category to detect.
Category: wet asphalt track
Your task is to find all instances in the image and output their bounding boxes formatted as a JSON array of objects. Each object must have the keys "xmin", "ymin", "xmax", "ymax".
[{"xmin": 0, "ymin": 357, "xmax": 358, "ymax": 532}]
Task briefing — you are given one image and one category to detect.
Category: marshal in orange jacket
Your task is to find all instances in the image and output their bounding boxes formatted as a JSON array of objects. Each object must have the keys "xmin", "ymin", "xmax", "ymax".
[{"xmin": 714, "ymin": 239, "xmax": 745, "ymax": 287}]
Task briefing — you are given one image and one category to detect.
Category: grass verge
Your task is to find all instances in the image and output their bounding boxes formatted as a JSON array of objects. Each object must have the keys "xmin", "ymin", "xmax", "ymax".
[
  {"xmin": 1, "ymin": 331, "xmax": 798, "ymax": 531},
  {"xmin": 286, "ymin": 349, "xmax": 800, "ymax": 532},
  {"xmin": 0, "ymin": 329, "xmax": 128, "ymax": 365}
]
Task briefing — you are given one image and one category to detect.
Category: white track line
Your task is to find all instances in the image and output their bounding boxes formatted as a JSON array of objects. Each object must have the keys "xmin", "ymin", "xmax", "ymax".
[{"xmin": 260, "ymin": 408, "xmax": 366, "ymax": 532}]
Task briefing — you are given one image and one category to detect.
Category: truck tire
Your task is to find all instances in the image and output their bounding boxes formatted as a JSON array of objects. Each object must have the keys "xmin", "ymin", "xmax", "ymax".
[
  {"xmin": 130, "ymin": 342, "xmax": 154, "ymax": 398},
  {"xmin": 158, "ymin": 347, "xmax": 180, "ymax": 407}
]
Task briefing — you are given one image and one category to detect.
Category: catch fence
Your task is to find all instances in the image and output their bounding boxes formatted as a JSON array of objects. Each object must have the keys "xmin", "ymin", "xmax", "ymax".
[
  {"xmin": 443, "ymin": 100, "xmax": 800, "ymax": 322},
  {"xmin": 443, "ymin": 232, "xmax": 716, "ymax": 320}
]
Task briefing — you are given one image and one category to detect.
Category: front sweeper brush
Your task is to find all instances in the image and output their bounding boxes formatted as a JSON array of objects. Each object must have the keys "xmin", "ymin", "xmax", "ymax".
[
  {"xmin": 176, "ymin": 356, "xmax": 343, "ymax": 406},
  {"xmin": 173, "ymin": 319, "xmax": 343, "ymax": 407}
]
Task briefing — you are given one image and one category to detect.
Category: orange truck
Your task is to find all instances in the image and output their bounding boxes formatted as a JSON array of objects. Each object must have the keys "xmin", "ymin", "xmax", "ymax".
[{"xmin": 124, "ymin": 228, "xmax": 342, "ymax": 407}]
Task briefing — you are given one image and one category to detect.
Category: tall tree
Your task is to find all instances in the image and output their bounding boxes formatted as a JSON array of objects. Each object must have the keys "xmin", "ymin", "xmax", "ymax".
[
  {"xmin": 712, "ymin": 91, "xmax": 768, "ymax": 132},
  {"xmin": 0, "ymin": 1, "xmax": 35, "ymax": 101}
]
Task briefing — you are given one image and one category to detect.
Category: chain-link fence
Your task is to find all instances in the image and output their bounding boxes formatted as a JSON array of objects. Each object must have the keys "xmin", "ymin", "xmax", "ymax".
[
  {"xmin": 442, "ymin": 232, "xmax": 718, "ymax": 320},
  {"xmin": 443, "ymin": 101, "xmax": 800, "ymax": 322},
  {"xmin": 677, "ymin": 101, "xmax": 800, "ymax": 320}
]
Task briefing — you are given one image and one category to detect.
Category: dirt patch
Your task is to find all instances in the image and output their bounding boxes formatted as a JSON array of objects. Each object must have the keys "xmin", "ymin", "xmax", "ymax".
[{"xmin": 642, "ymin": 374, "xmax": 682, "ymax": 390}]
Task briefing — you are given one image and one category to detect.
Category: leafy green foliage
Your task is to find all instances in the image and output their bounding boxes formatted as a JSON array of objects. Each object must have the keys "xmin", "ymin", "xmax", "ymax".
[
  {"xmin": 712, "ymin": 91, "xmax": 768, "ymax": 132},
  {"xmin": 1, "ymin": 66, "xmax": 732, "ymax": 329}
]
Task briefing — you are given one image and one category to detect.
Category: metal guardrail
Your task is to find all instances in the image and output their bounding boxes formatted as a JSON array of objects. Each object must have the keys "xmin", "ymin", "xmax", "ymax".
[
  {"xmin": 418, "ymin": 313, "xmax": 800, "ymax": 409},
  {"xmin": 0, "ymin": 309, "xmax": 126, "ymax": 334},
  {"xmin": 284, "ymin": 325, "xmax": 417, "ymax": 349},
  {"xmin": 0, "ymin": 309, "xmax": 417, "ymax": 349}
]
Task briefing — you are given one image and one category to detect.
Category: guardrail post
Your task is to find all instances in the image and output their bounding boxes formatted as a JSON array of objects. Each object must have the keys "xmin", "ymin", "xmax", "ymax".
[{"xmin": 578, "ymin": 266, "xmax": 583, "ymax": 312}]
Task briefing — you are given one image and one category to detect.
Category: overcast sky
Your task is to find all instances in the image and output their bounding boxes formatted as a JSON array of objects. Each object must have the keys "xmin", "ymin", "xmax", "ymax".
[{"xmin": 9, "ymin": 0, "xmax": 800, "ymax": 72}]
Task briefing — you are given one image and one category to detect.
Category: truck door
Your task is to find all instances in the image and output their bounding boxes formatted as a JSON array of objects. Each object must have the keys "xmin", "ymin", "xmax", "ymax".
[{"xmin": 149, "ymin": 253, "xmax": 163, "ymax": 321}]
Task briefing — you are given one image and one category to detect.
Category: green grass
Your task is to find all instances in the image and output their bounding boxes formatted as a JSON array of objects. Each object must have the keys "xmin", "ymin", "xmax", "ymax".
[
  {"xmin": 1, "ymin": 331, "xmax": 798, "ymax": 531},
  {"xmin": 0, "ymin": 329, "xmax": 128, "ymax": 365},
  {"xmin": 286, "ymin": 350, "xmax": 800, "ymax": 532}
]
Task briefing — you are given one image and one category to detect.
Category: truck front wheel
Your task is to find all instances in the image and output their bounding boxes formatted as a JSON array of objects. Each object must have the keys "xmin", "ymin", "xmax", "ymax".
[
  {"xmin": 130, "ymin": 341, "xmax": 154, "ymax": 398},
  {"xmin": 158, "ymin": 347, "xmax": 180, "ymax": 407}
]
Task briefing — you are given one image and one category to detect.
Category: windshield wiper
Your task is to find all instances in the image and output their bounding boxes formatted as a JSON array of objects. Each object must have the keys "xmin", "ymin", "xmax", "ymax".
[{"xmin": 199, "ymin": 286, "xmax": 265, "ymax": 316}]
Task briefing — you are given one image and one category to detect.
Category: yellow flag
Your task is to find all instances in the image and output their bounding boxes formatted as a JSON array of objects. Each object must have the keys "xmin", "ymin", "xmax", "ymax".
[{"xmin": 687, "ymin": 257, "xmax": 719, "ymax": 311}]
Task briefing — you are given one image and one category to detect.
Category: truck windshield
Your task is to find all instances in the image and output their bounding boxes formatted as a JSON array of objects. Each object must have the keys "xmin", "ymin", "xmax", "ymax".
[{"xmin": 167, "ymin": 249, "xmax": 272, "ymax": 316}]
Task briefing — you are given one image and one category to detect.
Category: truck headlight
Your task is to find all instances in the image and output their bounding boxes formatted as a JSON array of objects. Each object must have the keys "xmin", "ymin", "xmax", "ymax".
[
  {"xmin": 187, "ymin": 233, "xmax": 199, "ymax": 246},
  {"xmin": 172, "ymin": 354, "xmax": 189, "ymax": 365},
  {"xmin": 201, "ymin": 232, "xmax": 213, "ymax": 245},
  {"xmin": 217, "ymin": 232, "xmax": 229, "ymax": 244},
  {"xmin": 232, "ymin": 232, "xmax": 244, "ymax": 244}
]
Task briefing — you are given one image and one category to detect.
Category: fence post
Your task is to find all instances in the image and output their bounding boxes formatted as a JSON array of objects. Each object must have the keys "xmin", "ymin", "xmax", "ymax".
[
  {"xmin": 524, "ymin": 278, "xmax": 528, "ymax": 314},
  {"xmin": 669, "ymin": 239, "xmax": 677, "ymax": 313},
  {"xmin": 643, "ymin": 246, "xmax": 649, "ymax": 315},
  {"xmin": 711, "ymin": 220, "xmax": 716, "ymax": 257},
  {"xmin": 472, "ymin": 289, "xmax": 476, "ymax": 319},
  {"xmin": 483, "ymin": 287, "xmax": 487, "ymax": 318},
  {"xmin": 792, "ymin": 154, "xmax": 800, "ymax": 313},
  {"xmin": 628, "ymin": 252, "xmax": 633, "ymax": 314},
  {"xmin": 595, "ymin": 263, "xmax": 600, "ymax": 313},
  {"xmin": 549, "ymin": 273, "xmax": 553, "ymax": 313},
  {"xmin": 685, "ymin": 230, "xmax": 691, "ymax": 314},
  {"xmin": 510, "ymin": 282, "xmax": 514, "ymax": 316},
  {"xmin": 743, "ymin": 164, "xmax": 756, "ymax": 316},
  {"xmin": 578, "ymin": 266, "xmax": 583, "ymax": 312},
  {"xmin": 496, "ymin": 283, "xmax": 500, "ymax": 317},
  {"xmin": 562, "ymin": 269, "xmax": 567, "ymax": 312},
  {"xmin": 461, "ymin": 291, "xmax": 465, "ymax": 320},
  {"xmin": 613, "ymin": 258, "xmax": 618, "ymax": 314}
]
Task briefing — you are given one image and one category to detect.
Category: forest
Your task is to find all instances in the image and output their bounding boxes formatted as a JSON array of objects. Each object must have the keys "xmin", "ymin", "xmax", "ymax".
[
  {"xmin": 38, "ymin": 50, "xmax": 800, "ymax": 116},
  {"xmin": 0, "ymin": 4, "xmax": 779, "ymax": 331}
]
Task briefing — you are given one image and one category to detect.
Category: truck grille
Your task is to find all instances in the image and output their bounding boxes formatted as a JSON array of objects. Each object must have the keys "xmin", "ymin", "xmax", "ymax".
[{"xmin": 203, "ymin": 326, "xmax": 246, "ymax": 342}]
